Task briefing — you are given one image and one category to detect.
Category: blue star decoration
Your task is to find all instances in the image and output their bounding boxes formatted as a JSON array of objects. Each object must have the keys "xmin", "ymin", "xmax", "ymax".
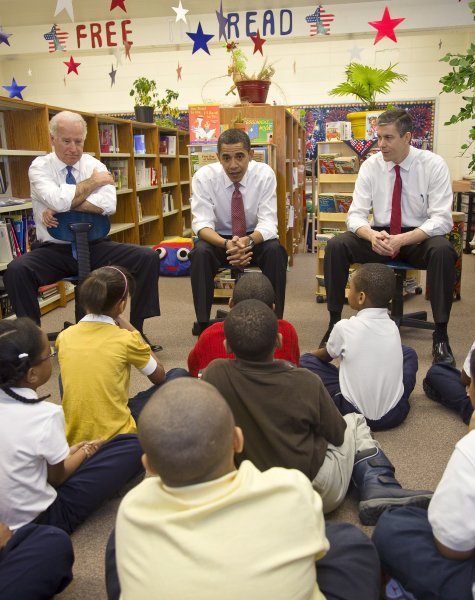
[
  {"xmin": 216, "ymin": 0, "xmax": 228, "ymax": 41},
  {"xmin": 186, "ymin": 22, "xmax": 214, "ymax": 55},
  {"xmin": 0, "ymin": 28, "xmax": 12, "ymax": 46},
  {"xmin": 2, "ymin": 78, "xmax": 27, "ymax": 100}
]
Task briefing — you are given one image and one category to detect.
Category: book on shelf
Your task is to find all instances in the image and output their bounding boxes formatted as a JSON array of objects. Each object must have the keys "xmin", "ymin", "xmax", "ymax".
[
  {"xmin": 38, "ymin": 282, "xmax": 60, "ymax": 300},
  {"xmin": 105, "ymin": 159, "xmax": 128, "ymax": 189},
  {"xmin": 325, "ymin": 121, "xmax": 351, "ymax": 141},
  {"xmin": 133, "ymin": 134, "xmax": 146, "ymax": 154},
  {"xmin": 99, "ymin": 123, "xmax": 119, "ymax": 153},
  {"xmin": 244, "ymin": 118, "xmax": 273, "ymax": 144},
  {"xmin": 334, "ymin": 156, "xmax": 359, "ymax": 174},
  {"xmin": 189, "ymin": 151, "xmax": 218, "ymax": 176},
  {"xmin": 318, "ymin": 153, "xmax": 340, "ymax": 174},
  {"xmin": 165, "ymin": 135, "xmax": 177, "ymax": 156},
  {"xmin": 318, "ymin": 194, "xmax": 337, "ymax": 212},
  {"xmin": 0, "ymin": 222, "xmax": 13, "ymax": 263},
  {"xmin": 161, "ymin": 164, "xmax": 168, "ymax": 183},
  {"xmin": 0, "ymin": 157, "xmax": 12, "ymax": 196},
  {"xmin": 252, "ymin": 146, "xmax": 269, "ymax": 164},
  {"xmin": 135, "ymin": 159, "xmax": 146, "ymax": 187},
  {"xmin": 136, "ymin": 196, "xmax": 143, "ymax": 221},
  {"xmin": 334, "ymin": 193, "xmax": 353, "ymax": 213},
  {"xmin": 189, "ymin": 104, "xmax": 220, "ymax": 145},
  {"xmin": 365, "ymin": 111, "xmax": 382, "ymax": 141}
]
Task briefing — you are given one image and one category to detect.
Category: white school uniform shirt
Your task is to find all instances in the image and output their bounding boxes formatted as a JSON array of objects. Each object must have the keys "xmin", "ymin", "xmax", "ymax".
[
  {"xmin": 28, "ymin": 151, "xmax": 116, "ymax": 243},
  {"xmin": 326, "ymin": 307, "xmax": 404, "ymax": 420},
  {"xmin": 463, "ymin": 341, "xmax": 475, "ymax": 378},
  {"xmin": 429, "ymin": 429, "xmax": 475, "ymax": 554},
  {"xmin": 0, "ymin": 387, "xmax": 69, "ymax": 530},
  {"xmin": 347, "ymin": 146, "xmax": 453, "ymax": 237},
  {"xmin": 191, "ymin": 159, "xmax": 278, "ymax": 241}
]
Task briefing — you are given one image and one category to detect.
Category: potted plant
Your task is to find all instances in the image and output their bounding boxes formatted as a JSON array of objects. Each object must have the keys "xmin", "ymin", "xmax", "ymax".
[
  {"xmin": 439, "ymin": 1, "xmax": 475, "ymax": 175},
  {"xmin": 155, "ymin": 89, "xmax": 180, "ymax": 128},
  {"xmin": 130, "ymin": 77, "xmax": 158, "ymax": 123},
  {"xmin": 225, "ymin": 41, "xmax": 275, "ymax": 104},
  {"xmin": 328, "ymin": 62, "xmax": 408, "ymax": 138}
]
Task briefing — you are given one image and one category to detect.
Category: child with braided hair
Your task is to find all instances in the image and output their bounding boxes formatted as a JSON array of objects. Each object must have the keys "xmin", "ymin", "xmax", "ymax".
[{"xmin": 0, "ymin": 317, "xmax": 143, "ymax": 537}]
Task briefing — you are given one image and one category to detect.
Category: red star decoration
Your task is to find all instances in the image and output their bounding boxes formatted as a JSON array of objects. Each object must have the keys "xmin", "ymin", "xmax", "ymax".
[
  {"xmin": 250, "ymin": 30, "xmax": 266, "ymax": 55},
  {"xmin": 176, "ymin": 63, "xmax": 182, "ymax": 81},
  {"xmin": 64, "ymin": 56, "xmax": 81, "ymax": 75},
  {"xmin": 110, "ymin": 0, "xmax": 127, "ymax": 12},
  {"xmin": 369, "ymin": 6, "xmax": 405, "ymax": 45},
  {"xmin": 124, "ymin": 40, "xmax": 132, "ymax": 61}
]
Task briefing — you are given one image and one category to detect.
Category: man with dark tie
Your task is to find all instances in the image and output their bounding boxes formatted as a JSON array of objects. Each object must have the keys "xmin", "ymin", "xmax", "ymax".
[
  {"xmin": 4, "ymin": 110, "xmax": 162, "ymax": 350},
  {"xmin": 321, "ymin": 109, "xmax": 457, "ymax": 366},
  {"xmin": 189, "ymin": 128, "xmax": 288, "ymax": 335}
]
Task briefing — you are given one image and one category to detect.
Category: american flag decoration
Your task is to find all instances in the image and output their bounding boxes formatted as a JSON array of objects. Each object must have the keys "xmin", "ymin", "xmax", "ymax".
[
  {"xmin": 43, "ymin": 25, "xmax": 68, "ymax": 52},
  {"xmin": 305, "ymin": 5, "xmax": 334, "ymax": 36}
]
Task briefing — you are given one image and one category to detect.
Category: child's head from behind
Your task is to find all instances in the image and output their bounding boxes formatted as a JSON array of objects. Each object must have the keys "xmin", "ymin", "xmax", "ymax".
[
  {"xmin": 0, "ymin": 317, "xmax": 52, "ymax": 394},
  {"xmin": 231, "ymin": 272, "xmax": 275, "ymax": 309},
  {"xmin": 224, "ymin": 299, "xmax": 278, "ymax": 362},
  {"xmin": 138, "ymin": 378, "xmax": 240, "ymax": 487},
  {"xmin": 79, "ymin": 265, "xmax": 134, "ymax": 316},
  {"xmin": 349, "ymin": 263, "xmax": 395, "ymax": 310}
]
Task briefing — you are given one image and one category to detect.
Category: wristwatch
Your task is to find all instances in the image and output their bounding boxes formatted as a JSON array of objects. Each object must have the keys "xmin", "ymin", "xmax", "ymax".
[{"xmin": 248, "ymin": 237, "xmax": 255, "ymax": 249}]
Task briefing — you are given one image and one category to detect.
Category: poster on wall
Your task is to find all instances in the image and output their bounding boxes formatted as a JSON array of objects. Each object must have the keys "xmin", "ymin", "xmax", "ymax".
[{"xmin": 293, "ymin": 100, "xmax": 436, "ymax": 161}]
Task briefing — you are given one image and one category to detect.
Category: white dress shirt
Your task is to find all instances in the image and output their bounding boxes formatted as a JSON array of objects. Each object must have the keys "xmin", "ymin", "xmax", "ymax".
[
  {"xmin": 347, "ymin": 146, "xmax": 453, "ymax": 237},
  {"xmin": 191, "ymin": 160, "xmax": 278, "ymax": 241},
  {"xmin": 29, "ymin": 152, "xmax": 117, "ymax": 243}
]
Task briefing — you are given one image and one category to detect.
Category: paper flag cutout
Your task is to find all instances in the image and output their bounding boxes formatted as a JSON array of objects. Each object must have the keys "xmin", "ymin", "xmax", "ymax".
[
  {"xmin": 110, "ymin": 0, "xmax": 127, "ymax": 12},
  {"xmin": 0, "ymin": 28, "xmax": 12, "ymax": 46},
  {"xmin": 344, "ymin": 138, "xmax": 377, "ymax": 158},
  {"xmin": 109, "ymin": 64, "xmax": 117, "ymax": 86},
  {"xmin": 250, "ymin": 30, "xmax": 266, "ymax": 55},
  {"xmin": 43, "ymin": 25, "xmax": 68, "ymax": 53},
  {"xmin": 64, "ymin": 56, "xmax": 81, "ymax": 75},
  {"xmin": 186, "ymin": 22, "xmax": 214, "ymax": 55},
  {"xmin": 369, "ymin": 6, "xmax": 405, "ymax": 45},
  {"xmin": 216, "ymin": 0, "xmax": 228, "ymax": 41},
  {"xmin": 172, "ymin": 1, "xmax": 189, "ymax": 24},
  {"xmin": 2, "ymin": 78, "xmax": 27, "ymax": 99},
  {"xmin": 54, "ymin": 0, "xmax": 74, "ymax": 22}
]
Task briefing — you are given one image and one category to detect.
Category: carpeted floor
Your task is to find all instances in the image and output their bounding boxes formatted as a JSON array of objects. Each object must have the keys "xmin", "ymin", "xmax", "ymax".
[{"xmin": 35, "ymin": 249, "xmax": 474, "ymax": 599}]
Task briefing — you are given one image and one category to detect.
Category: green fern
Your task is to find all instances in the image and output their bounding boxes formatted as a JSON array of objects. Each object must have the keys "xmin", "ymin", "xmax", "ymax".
[{"xmin": 329, "ymin": 63, "xmax": 408, "ymax": 110}]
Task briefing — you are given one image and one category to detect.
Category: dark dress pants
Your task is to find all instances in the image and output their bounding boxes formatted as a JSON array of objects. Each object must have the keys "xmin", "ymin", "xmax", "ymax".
[
  {"xmin": 190, "ymin": 238, "xmax": 288, "ymax": 323},
  {"xmin": 373, "ymin": 506, "xmax": 475, "ymax": 600},
  {"xmin": 323, "ymin": 232, "xmax": 457, "ymax": 323},
  {"xmin": 0, "ymin": 523, "xmax": 73, "ymax": 600},
  {"xmin": 424, "ymin": 363, "xmax": 473, "ymax": 424},
  {"xmin": 4, "ymin": 239, "xmax": 161, "ymax": 331}
]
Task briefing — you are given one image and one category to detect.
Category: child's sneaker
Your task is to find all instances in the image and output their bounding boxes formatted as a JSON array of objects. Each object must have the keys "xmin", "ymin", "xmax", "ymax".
[{"xmin": 385, "ymin": 578, "xmax": 417, "ymax": 600}]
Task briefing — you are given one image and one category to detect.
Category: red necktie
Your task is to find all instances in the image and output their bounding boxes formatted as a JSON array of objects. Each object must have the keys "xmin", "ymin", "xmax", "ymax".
[
  {"xmin": 390, "ymin": 165, "xmax": 402, "ymax": 235},
  {"xmin": 231, "ymin": 182, "xmax": 246, "ymax": 237}
]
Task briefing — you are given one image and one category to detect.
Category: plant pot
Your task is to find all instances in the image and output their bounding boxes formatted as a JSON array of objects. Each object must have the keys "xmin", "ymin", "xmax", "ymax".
[
  {"xmin": 236, "ymin": 80, "xmax": 271, "ymax": 104},
  {"xmin": 347, "ymin": 111, "xmax": 368, "ymax": 140},
  {"xmin": 134, "ymin": 106, "xmax": 154, "ymax": 123}
]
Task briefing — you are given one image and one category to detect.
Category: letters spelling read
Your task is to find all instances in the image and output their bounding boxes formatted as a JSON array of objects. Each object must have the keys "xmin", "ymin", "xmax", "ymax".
[{"xmin": 76, "ymin": 20, "xmax": 133, "ymax": 49}]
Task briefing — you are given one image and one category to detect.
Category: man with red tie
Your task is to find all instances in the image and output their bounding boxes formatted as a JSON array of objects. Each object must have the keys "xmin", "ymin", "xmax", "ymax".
[
  {"xmin": 322, "ymin": 109, "xmax": 457, "ymax": 366},
  {"xmin": 190, "ymin": 129, "xmax": 288, "ymax": 335}
]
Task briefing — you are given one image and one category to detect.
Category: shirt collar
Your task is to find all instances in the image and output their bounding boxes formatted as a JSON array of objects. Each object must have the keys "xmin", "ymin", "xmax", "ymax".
[
  {"xmin": 386, "ymin": 145, "xmax": 416, "ymax": 173},
  {"xmin": 356, "ymin": 307, "xmax": 390, "ymax": 319},
  {"xmin": 80, "ymin": 314, "xmax": 117, "ymax": 325},
  {"xmin": 52, "ymin": 152, "xmax": 81, "ymax": 173},
  {"xmin": 222, "ymin": 161, "xmax": 252, "ymax": 191},
  {"xmin": 0, "ymin": 387, "xmax": 39, "ymax": 400}
]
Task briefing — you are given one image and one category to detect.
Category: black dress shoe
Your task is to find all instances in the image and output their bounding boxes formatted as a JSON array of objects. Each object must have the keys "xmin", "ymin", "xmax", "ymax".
[
  {"xmin": 432, "ymin": 341, "xmax": 455, "ymax": 367},
  {"xmin": 141, "ymin": 332, "xmax": 163, "ymax": 352}
]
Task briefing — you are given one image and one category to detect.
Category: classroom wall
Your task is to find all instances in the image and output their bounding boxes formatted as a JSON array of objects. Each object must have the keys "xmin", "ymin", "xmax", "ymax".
[{"xmin": 1, "ymin": 21, "xmax": 473, "ymax": 178}]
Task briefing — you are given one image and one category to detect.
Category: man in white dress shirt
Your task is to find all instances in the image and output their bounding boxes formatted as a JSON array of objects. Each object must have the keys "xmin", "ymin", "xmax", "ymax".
[
  {"xmin": 322, "ymin": 109, "xmax": 457, "ymax": 366},
  {"xmin": 190, "ymin": 128, "xmax": 288, "ymax": 334},
  {"xmin": 4, "ymin": 111, "xmax": 162, "ymax": 350}
]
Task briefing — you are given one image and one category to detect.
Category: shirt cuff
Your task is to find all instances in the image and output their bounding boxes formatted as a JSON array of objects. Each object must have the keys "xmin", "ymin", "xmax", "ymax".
[{"xmin": 140, "ymin": 356, "xmax": 158, "ymax": 376}]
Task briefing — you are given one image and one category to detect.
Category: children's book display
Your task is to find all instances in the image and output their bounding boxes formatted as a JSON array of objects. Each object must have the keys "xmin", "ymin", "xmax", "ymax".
[{"xmin": 189, "ymin": 104, "xmax": 220, "ymax": 145}]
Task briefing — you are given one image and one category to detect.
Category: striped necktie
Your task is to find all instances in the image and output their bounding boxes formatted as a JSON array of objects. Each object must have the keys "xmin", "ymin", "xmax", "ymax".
[{"xmin": 65, "ymin": 165, "xmax": 76, "ymax": 184}]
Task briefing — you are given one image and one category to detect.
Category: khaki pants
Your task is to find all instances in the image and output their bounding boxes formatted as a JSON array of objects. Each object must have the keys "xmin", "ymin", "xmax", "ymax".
[{"xmin": 312, "ymin": 413, "xmax": 380, "ymax": 513}]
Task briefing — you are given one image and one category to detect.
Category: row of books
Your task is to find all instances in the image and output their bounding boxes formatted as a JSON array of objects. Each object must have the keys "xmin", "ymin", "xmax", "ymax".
[
  {"xmin": 162, "ymin": 192, "xmax": 175, "ymax": 214},
  {"xmin": 325, "ymin": 121, "xmax": 352, "ymax": 142},
  {"xmin": 104, "ymin": 159, "xmax": 129, "ymax": 190},
  {"xmin": 0, "ymin": 215, "xmax": 36, "ymax": 263},
  {"xmin": 135, "ymin": 160, "xmax": 158, "ymax": 187},
  {"xmin": 159, "ymin": 135, "xmax": 177, "ymax": 156},
  {"xmin": 99, "ymin": 123, "xmax": 120, "ymax": 154},
  {"xmin": 318, "ymin": 193, "xmax": 353, "ymax": 213},
  {"xmin": 319, "ymin": 153, "xmax": 360, "ymax": 175}
]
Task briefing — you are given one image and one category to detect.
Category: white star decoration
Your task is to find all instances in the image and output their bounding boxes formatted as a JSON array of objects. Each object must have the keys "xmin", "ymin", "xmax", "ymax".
[
  {"xmin": 348, "ymin": 44, "xmax": 364, "ymax": 61},
  {"xmin": 54, "ymin": 0, "xmax": 75, "ymax": 22},
  {"xmin": 172, "ymin": 1, "xmax": 189, "ymax": 24}
]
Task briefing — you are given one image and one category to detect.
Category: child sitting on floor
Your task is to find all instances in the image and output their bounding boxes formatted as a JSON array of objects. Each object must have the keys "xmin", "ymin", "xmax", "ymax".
[
  {"xmin": 300, "ymin": 263, "xmax": 418, "ymax": 430},
  {"xmin": 423, "ymin": 340, "xmax": 475, "ymax": 424},
  {"xmin": 0, "ymin": 317, "xmax": 142, "ymax": 539},
  {"xmin": 187, "ymin": 272, "xmax": 300, "ymax": 377},
  {"xmin": 106, "ymin": 378, "xmax": 381, "ymax": 600},
  {"xmin": 57, "ymin": 265, "xmax": 186, "ymax": 445},
  {"xmin": 373, "ymin": 350, "xmax": 475, "ymax": 600}
]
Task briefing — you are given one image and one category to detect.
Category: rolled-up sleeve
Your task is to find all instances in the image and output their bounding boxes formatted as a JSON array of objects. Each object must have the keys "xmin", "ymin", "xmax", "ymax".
[
  {"xmin": 191, "ymin": 171, "xmax": 217, "ymax": 234},
  {"xmin": 346, "ymin": 162, "xmax": 373, "ymax": 233},
  {"xmin": 418, "ymin": 158, "xmax": 453, "ymax": 237},
  {"xmin": 83, "ymin": 160, "xmax": 117, "ymax": 216},
  {"xmin": 29, "ymin": 158, "xmax": 75, "ymax": 212}
]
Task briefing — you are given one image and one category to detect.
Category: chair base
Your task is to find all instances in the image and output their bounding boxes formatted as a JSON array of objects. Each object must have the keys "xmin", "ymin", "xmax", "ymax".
[{"xmin": 391, "ymin": 311, "xmax": 435, "ymax": 331}]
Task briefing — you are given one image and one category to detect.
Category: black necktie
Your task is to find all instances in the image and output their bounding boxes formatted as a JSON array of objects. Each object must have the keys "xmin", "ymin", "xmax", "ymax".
[{"xmin": 66, "ymin": 166, "xmax": 76, "ymax": 184}]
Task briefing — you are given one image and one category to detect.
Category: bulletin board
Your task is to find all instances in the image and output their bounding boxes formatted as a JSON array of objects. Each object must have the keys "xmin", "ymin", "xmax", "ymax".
[{"xmin": 292, "ymin": 100, "xmax": 436, "ymax": 161}]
